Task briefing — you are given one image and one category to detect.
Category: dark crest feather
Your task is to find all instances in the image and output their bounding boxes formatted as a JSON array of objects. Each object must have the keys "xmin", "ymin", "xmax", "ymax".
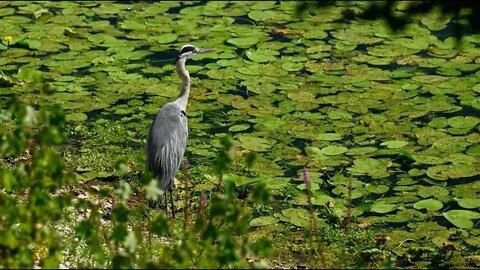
[{"xmin": 178, "ymin": 45, "xmax": 196, "ymax": 55}]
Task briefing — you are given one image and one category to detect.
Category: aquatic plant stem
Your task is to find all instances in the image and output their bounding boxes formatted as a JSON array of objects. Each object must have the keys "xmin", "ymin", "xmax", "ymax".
[
  {"xmin": 182, "ymin": 160, "xmax": 190, "ymax": 231},
  {"xmin": 344, "ymin": 181, "xmax": 353, "ymax": 235},
  {"xmin": 303, "ymin": 167, "xmax": 319, "ymax": 238}
]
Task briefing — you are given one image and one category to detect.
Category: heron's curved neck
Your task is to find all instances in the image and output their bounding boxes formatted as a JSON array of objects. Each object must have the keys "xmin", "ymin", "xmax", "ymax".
[{"xmin": 174, "ymin": 57, "xmax": 190, "ymax": 111}]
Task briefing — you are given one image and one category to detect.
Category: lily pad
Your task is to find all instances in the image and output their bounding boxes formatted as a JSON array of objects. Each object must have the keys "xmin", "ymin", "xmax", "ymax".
[
  {"xmin": 446, "ymin": 116, "xmax": 479, "ymax": 129},
  {"xmin": 249, "ymin": 216, "xmax": 279, "ymax": 227},
  {"xmin": 316, "ymin": 133, "xmax": 343, "ymax": 141},
  {"xmin": 380, "ymin": 140, "xmax": 409, "ymax": 149},
  {"xmin": 320, "ymin": 145, "xmax": 348, "ymax": 156},
  {"xmin": 417, "ymin": 186, "xmax": 449, "ymax": 200},
  {"xmin": 348, "ymin": 158, "xmax": 390, "ymax": 178},
  {"xmin": 66, "ymin": 112, "xmax": 88, "ymax": 122},
  {"xmin": 413, "ymin": 198, "xmax": 443, "ymax": 211},
  {"xmin": 456, "ymin": 198, "xmax": 480, "ymax": 209},
  {"xmin": 296, "ymin": 182, "xmax": 320, "ymax": 191},
  {"xmin": 426, "ymin": 164, "xmax": 480, "ymax": 180},
  {"xmin": 443, "ymin": 210, "xmax": 480, "ymax": 229},
  {"xmin": 246, "ymin": 49, "xmax": 277, "ymax": 63},
  {"xmin": 401, "ymin": 83, "xmax": 422, "ymax": 91},
  {"xmin": 365, "ymin": 184, "xmax": 390, "ymax": 194},
  {"xmin": 371, "ymin": 202, "xmax": 397, "ymax": 214},
  {"xmin": 236, "ymin": 135, "xmax": 272, "ymax": 152},
  {"xmin": 277, "ymin": 207, "xmax": 314, "ymax": 228},
  {"xmin": 281, "ymin": 62, "xmax": 304, "ymax": 72},
  {"xmin": 155, "ymin": 33, "xmax": 177, "ymax": 44},
  {"xmin": 228, "ymin": 124, "xmax": 250, "ymax": 132},
  {"xmin": 226, "ymin": 37, "xmax": 261, "ymax": 47}
]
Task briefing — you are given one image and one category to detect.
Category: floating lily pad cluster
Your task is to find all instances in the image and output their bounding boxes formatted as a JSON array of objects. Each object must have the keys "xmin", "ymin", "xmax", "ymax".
[{"xmin": 0, "ymin": 1, "xmax": 479, "ymax": 265}]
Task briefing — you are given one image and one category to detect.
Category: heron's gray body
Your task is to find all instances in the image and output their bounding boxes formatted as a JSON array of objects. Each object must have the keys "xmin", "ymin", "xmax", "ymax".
[{"xmin": 147, "ymin": 102, "xmax": 188, "ymax": 191}]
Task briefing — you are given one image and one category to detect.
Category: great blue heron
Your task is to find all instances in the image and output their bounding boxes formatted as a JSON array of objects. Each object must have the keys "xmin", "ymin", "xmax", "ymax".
[{"xmin": 147, "ymin": 44, "xmax": 213, "ymax": 218}]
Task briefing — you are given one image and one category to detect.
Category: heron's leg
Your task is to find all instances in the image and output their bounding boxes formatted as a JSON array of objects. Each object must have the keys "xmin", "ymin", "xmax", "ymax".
[
  {"xmin": 170, "ymin": 188, "xmax": 175, "ymax": 218},
  {"xmin": 164, "ymin": 191, "xmax": 168, "ymax": 215}
]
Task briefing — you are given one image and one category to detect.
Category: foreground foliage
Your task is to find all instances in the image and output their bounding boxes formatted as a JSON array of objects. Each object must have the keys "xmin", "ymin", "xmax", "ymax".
[{"xmin": 0, "ymin": 80, "xmax": 273, "ymax": 268}]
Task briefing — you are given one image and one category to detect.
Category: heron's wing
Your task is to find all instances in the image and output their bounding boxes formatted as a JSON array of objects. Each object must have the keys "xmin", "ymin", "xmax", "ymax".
[{"xmin": 147, "ymin": 102, "xmax": 188, "ymax": 190}]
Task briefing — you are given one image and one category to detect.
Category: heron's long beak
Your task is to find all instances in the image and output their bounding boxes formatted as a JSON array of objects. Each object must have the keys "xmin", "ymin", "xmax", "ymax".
[{"xmin": 196, "ymin": 48, "xmax": 215, "ymax": 54}]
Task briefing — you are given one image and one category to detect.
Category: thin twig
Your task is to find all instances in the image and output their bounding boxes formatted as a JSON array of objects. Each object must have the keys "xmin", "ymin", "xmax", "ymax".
[{"xmin": 182, "ymin": 160, "xmax": 190, "ymax": 231}]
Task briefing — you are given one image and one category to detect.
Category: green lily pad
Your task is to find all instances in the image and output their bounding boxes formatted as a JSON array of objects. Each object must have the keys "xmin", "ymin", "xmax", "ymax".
[
  {"xmin": 287, "ymin": 91, "xmax": 316, "ymax": 102},
  {"xmin": 408, "ymin": 168, "xmax": 426, "ymax": 177},
  {"xmin": 226, "ymin": 37, "xmax": 261, "ymax": 47},
  {"xmin": 296, "ymin": 182, "xmax": 320, "ymax": 191},
  {"xmin": 317, "ymin": 133, "xmax": 343, "ymax": 141},
  {"xmin": 465, "ymin": 237, "xmax": 480, "ymax": 248},
  {"xmin": 380, "ymin": 140, "xmax": 409, "ymax": 149},
  {"xmin": 246, "ymin": 49, "xmax": 277, "ymax": 63},
  {"xmin": 248, "ymin": 10, "xmax": 291, "ymax": 23},
  {"xmin": 328, "ymin": 111, "xmax": 352, "ymax": 120},
  {"xmin": 466, "ymin": 145, "xmax": 480, "ymax": 157},
  {"xmin": 155, "ymin": 33, "xmax": 177, "ymax": 44},
  {"xmin": 426, "ymin": 164, "xmax": 480, "ymax": 180},
  {"xmin": 346, "ymin": 147, "xmax": 377, "ymax": 156},
  {"xmin": 428, "ymin": 117, "xmax": 448, "ymax": 129},
  {"xmin": 236, "ymin": 135, "xmax": 272, "ymax": 152},
  {"xmin": 421, "ymin": 13, "xmax": 450, "ymax": 31},
  {"xmin": 228, "ymin": 124, "xmax": 250, "ymax": 132},
  {"xmin": 413, "ymin": 198, "xmax": 443, "ymax": 211},
  {"xmin": 277, "ymin": 207, "xmax": 313, "ymax": 228},
  {"xmin": 443, "ymin": 210, "xmax": 480, "ymax": 229},
  {"xmin": 456, "ymin": 198, "xmax": 480, "ymax": 209},
  {"xmin": 365, "ymin": 184, "xmax": 390, "ymax": 194},
  {"xmin": 18, "ymin": 39, "xmax": 42, "ymax": 50},
  {"xmin": 66, "ymin": 112, "xmax": 88, "ymax": 122},
  {"xmin": 446, "ymin": 116, "xmax": 480, "ymax": 129},
  {"xmin": 417, "ymin": 186, "xmax": 449, "ymax": 200},
  {"xmin": 289, "ymin": 215, "xmax": 311, "ymax": 228},
  {"xmin": 320, "ymin": 146, "xmax": 348, "ymax": 156},
  {"xmin": 281, "ymin": 62, "xmax": 304, "ymax": 71},
  {"xmin": 401, "ymin": 83, "xmax": 422, "ymax": 91},
  {"xmin": 348, "ymin": 158, "xmax": 390, "ymax": 178},
  {"xmin": 371, "ymin": 202, "xmax": 397, "ymax": 214},
  {"xmin": 249, "ymin": 216, "xmax": 279, "ymax": 227}
]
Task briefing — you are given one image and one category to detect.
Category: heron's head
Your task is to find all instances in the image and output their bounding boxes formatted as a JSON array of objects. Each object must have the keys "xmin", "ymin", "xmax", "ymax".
[{"xmin": 177, "ymin": 44, "xmax": 214, "ymax": 61}]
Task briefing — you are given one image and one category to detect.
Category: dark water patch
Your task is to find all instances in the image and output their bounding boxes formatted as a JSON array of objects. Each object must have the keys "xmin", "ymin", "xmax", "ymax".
[
  {"xmin": 290, "ymin": 138, "xmax": 308, "ymax": 154},
  {"xmin": 166, "ymin": 1, "xmax": 205, "ymax": 15},
  {"xmin": 38, "ymin": 65, "xmax": 50, "ymax": 73},
  {"xmin": 435, "ymin": 21, "xmax": 477, "ymax": 40},
  {"xmin": 106, "ymin": 16, "xmax": 119, "ymax": 27},
  {"xmin": 232, "ymin": 47, "xmax": 246, "ymax": 59},
  {"xmin": 369, "ymin": 108, "xmax": 388, "ymax": 114},
  {"xmin": 283, "ymin": 164, "xmax": 303, "ymax": 179},
  {"xmin": 355, "ymin": 44, "xmax": 369, "ymax": 52},
  {"xmin": 460, "ymin": 68, "xmax": 480, "ymax": 77},
  {"xmin": 85, "ymin": 110, "xmax": 129, "ymax": 122},
  {"xmin": 149, "ymin": 50, "xmax": 178, "ymax": 66},
  {"xmin": 269, "ymin": 31, "xmax": 292, "ymax": 43},
  {"xmin": 206, "ymin": 125, "xmax": 230, "ymax": 136},
  {"xmin": 416, "ymin": 67, "xmax": 440, "ymax": 76},
  {"xmin": 365, "ymin": 62, "xmax": 399, "ymax": 71},
  {"xmin": 228, "ymin": 84, "xmax": 251, "ymax": 99},
  {"xmin": 233, "ymin": 15, "xmax": 257, "ymax": 26}
]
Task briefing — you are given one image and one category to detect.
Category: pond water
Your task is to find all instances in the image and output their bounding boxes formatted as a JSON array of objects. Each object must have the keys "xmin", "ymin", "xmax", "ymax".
[{"xmin": 0, "ymin": 1, "xmax": 479, "ymax": 266}]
